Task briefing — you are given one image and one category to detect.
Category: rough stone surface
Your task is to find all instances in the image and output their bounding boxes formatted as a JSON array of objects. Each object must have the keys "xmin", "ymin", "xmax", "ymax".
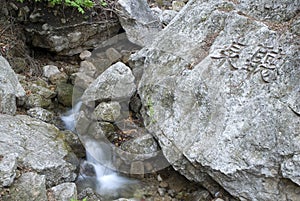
[
  {"xmin": 49, "ymin": 72, "xmax": 68, "ymax": 85},
  {"xmin": 93, "ymin": 101, "xmax": 122, "ymax": 122},
  {"xmin": 0, "ymin": 114, "xmax": 77, "ymax": 187},
  {"xmin": 56, "ymin": 82, "xmax": 74, "ymax": 107},
  {"xmin": 79, "ymin": 50, "xmax": 92, "ymax": 60},
  {"xmin": 82, "ymin": 62, "xmax": 136, "ymax": 103},
  {"xmin": 117, "ymin": 0, "xmax": 162, "ymax": 47},
  {"xmin": 50, "ymin": 182, "xmax": 77, "ymax": 201},
  {"xmin": 132, "ymin": 0, "xmax": 300, "ymax": 200},
  {"xmin": 0, "ymin": 56, "xmax": 25, "ymax": 115},
  {"xmin": 43, "ymin": 65, "xmax": 60, "ymax": 78},
  {"xmin": 121, "ymin": 134, "xmax": 158, "ymax": 155},
  {"xmin": 0, "ymin": 153, "xmax": 18, "ymax": 187},
  {"xmin": 27, "ymin": 107, "xmax": 54, "ymax": 123},
  {"xmin": 6, "ymin": 172, "xmax": 47, "ymax": 201}
]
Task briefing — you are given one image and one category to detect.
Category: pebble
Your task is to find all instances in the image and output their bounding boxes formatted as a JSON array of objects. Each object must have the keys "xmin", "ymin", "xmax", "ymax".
[
  {"xmin": 157, "ymin": 187, "xmax": 166, "ymax": 196},
  {"xmin": 159, "ymin": 181, "xmax": 169, "ymax": 188},
  {"xmin": 157, "ymin": 174, "xmax": 163, "ymax": 182}
]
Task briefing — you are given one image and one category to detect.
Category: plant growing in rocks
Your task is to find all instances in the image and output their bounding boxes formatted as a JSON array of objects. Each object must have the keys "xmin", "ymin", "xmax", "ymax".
[{"xmin": 17, "ymin": 0, "xmax": 96, "ymax": 14}]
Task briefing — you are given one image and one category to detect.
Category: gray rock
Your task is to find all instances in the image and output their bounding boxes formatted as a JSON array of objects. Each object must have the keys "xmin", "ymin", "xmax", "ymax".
[
  {"xmin": 43, "ymin": 65, "xmax": 60, "ymax": 78},
  {"xmin": 49, "ymin": 72, "xmax": 68, "ymax": 85},
  {"xmin": 27, "ymin": 107, "xmax": 54, "ymax": 123},
  {"xmin": 26, "ymin": 19, "xmax": 121, "ymax": 56},
  {"xmin": 160, "ymin": 10, "xmax": 178, "ymax": 25},
  {"xmin": 121, "ymin": 134, "xmax": 158, "ymax": 155},
  {"xmin": 80, "ymin": 60, "xmax": 97, "ymax": 78},
  {"xmin": 72, "ymin": 72, "xmax": 95, "ymax": 90},
  {"xmin": 106, "ymin": 47, "xmax": 122, "ymax": 63},
  {"xmin": 79, "ymin": 50, "xmax": 92, "ymax": 60},
  {"xmin": 133, "ymin": 0, "xmax": 300, "ymax": 200},
  {"xmin": 50, "ymin": 182, "xmax": 77, "ymax": 201},
  {"xmin": 0, "ymin": 114, "xmax": 77, "ymax": 187},
  {"xmin": 0, "ymin": 56, "xmax": 25, "ymax": 115},
  {"xmin": 7, "ymin": 172, "xmax": 47, "ymax": 201},
  {"xmin": 0, "ymin": 153, "xmax": 18, "ymax": 187},
  {"xmin": 93, "ymin": 101, "xmax": 121, "ymax": 122},
  {"xmin": 82, "ymin": 62, "xmax": 136, "ymax": 103},
  {"xmin": 117, "ymin": 0, "xmax": 162, "ymax": 47},
  {"xmin": 25, "ymin": 94, "xmax": 52, "ymax": 109},
  {"xmin": 56, "ymin": 82, "xmax": 74, "ymax": 107}
]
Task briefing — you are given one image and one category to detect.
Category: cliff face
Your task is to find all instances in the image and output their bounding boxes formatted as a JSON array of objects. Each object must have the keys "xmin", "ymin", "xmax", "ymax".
[{"xmin": 132, "ymin": 0, "xmax": 300, "ymax": 200}]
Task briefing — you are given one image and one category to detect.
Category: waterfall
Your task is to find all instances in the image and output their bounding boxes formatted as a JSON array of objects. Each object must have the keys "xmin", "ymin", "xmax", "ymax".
[{"xmin": 61, "ymin": 102, "xmax": 136, "ymax": 197}]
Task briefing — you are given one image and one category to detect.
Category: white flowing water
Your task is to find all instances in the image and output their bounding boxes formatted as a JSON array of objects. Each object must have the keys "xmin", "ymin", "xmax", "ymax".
[{"xmin": 61, "ymin": 102, "xmax": 136, "ymax": 197}]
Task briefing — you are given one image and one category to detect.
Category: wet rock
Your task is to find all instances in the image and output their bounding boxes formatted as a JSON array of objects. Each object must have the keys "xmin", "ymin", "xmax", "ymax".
[
  {"xmin": 43, "ymin": 65, "xmax": 60, "ymax": 78},
  {"xmin": 6, "ymin": 172, "xmax": 47, "ymax": 201},
  {"xmin": 61, "ymin": 130, "xmax": 86, "ymax": 158},
  {"xmin": 72, "ymin": 72, "xmax": 95, "ymax": 90},
  {"xmin": 93, "ymin": 101, "xmax": 121, "ymax": 122},
  {"xmin": 133, "ymin": 0, "xmax": 300, "ymax": 200},
  {"xmin": 78, "ymin": 187, "xmax": 102, "ymax": 201},
  {"xmin": 49, "ymin": 182, "xmax": 77, "ymax": 201},
  {"xmin": 117, "ymin": 0, "xmax": 162, "ymax": 46},
  {"xmin": 27, "ymin": 107, "xmax": 54, "ymax": 123},
  {"xmin": 79, "ymin": 50, "xmax": 92, "ymax": 60},
  {"xmin": 0, "ymin": 153, "xmax": 18, "ymax": 187},
  {"xmin": 82, "ymin": 62, "xmax": 136, "ymax": 103},
  {"xmin": 56, "ymin": 82, "xmax": 73, "ymax": 107},
  {"xmin": 0, "ymin": 56, "xmax": 25, "ymax": 115},
  {"xmin": 0, "ymin": 114, "xmax": 77, "ymax": 187}
]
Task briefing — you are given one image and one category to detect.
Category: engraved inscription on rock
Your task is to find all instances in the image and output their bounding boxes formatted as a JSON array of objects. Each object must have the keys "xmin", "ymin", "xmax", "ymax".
[{"xmin": 211, "ymin": 39, "xmax": 286, "ymax": 83}]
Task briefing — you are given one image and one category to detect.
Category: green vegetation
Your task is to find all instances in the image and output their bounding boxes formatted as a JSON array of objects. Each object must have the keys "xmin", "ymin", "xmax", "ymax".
[
  {"xmin": 147, "ymin": 97, "xmax": 157, "ymax": 124},
  {"xmin": 70, "ymin": 197, "xmax": 87, "ymax": 201},
  {"xmin": 16, "ymin": 0, "xmax": 99, "ymax": 14}
]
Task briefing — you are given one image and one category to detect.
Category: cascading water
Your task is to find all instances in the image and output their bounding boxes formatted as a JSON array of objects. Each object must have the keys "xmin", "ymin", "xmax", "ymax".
[{"xmin": 61, "ymin": 101, "xmax": 136, "ymax": 198}]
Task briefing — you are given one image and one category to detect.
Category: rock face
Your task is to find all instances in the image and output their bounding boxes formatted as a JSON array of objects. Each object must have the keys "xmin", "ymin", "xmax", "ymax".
[
  {"xmin": 132, "ymin": 0, "xmax": 300, "ymax": 200},
  {"xmin": 117, "ymin": 0, "xmax": 162, "ymax": 46},
  {"xmin": 0, "ymin": 114, "xmax": 77, "ymax": 187},
  {"xmin": 0, "ymin": 56, "xmax": 25, "ymax": 115}
]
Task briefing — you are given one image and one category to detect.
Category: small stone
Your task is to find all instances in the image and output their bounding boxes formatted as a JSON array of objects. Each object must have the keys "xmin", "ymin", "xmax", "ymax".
[
  {"xmin": 157, "ymin": 174, "xmax": 163, "ymax": 182},
  {"xmin": 159, "ymin": 181, "xmax": 169, "ymax": 188},
  {"xmin": 79, "ymin": 50, "xmax": 92, "ymax": 60},
  {"xmin": 106, "ymin": 48, "xmax": 122, "ymax": 63},
  {"xmin": 43, "ymin": 65, "xmax": 60, "ymax": 78},
  {"xmin": 172, "ymin": 1, "xmax": 185, "ymax": 11},
  {"xmin": 80, "ymin": 60, "xmax": 96, "ymax": 77},
  {"xmin": 157, "ymin": 187, "xmax": 166, "ymax": 196}
]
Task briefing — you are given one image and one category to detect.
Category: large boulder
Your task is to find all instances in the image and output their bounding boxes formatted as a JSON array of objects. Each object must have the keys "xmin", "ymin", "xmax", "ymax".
[
  {"xmin": 132, "ymin": 0, "xmax": 300, "ymax": 200},
  {"xmin": 0, "ymin": 114, "xmax": 77, "ymax": 187},
  {"xmin": 0, "ymin": 56, "xmax": 25, "ymax": 115},
  {"xmin": 81, "ymin": 62, "xmax": 136, "ymax": 104}
]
